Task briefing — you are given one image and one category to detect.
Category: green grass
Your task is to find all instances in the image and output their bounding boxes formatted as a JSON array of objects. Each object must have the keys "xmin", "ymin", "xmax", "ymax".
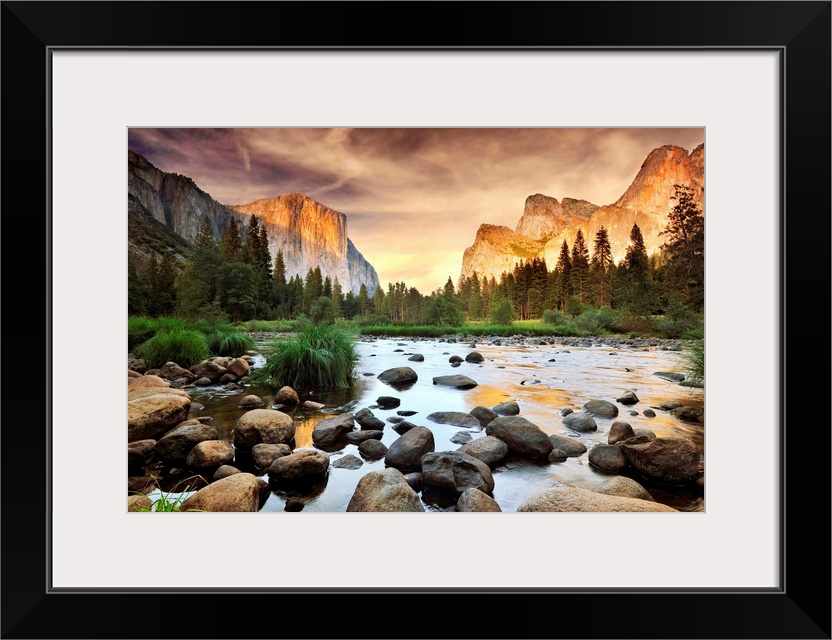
[
  {"xmin": 128, "ymin": 316, "xmax": 159, "ymax": 351},
  {"xmin": 135, "ymin": 328, "xmax": 210, "ymax": 368},
  {"xmin": 681, "ymin": 339, "xmax": 704, "ymax": 387},
  {"xmin": 133, "ymin": 476, "xmax": 204, "ymax": 512},
  {"xmin": 255, "ymin": 320, "xmax": 360, "ymax": 389},
  {"xmin": 233, "ymin": 319, "xmax": 295, "ymax": 333},
  {"xmin": 206, "ymin": 331, "xmax": 255, "ymax": 357}
]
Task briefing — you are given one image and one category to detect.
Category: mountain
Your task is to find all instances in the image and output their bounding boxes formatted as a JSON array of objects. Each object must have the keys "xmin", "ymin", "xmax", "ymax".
[
  {"xmin": 459, "ymin": 143, "xmax": 704, "ymax": 282},
  {"xmin": 127, "ymin": 152, "xmax": 379, "ymax": 294}
]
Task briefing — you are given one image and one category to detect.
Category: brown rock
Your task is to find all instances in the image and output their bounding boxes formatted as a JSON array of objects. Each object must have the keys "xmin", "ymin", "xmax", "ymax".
[
  {"xmin": 620, "ymin": 436, "xmax": 700, "ymax": 484},
  {"xmin": 180, "ymin": 473, "xmax": 261, "ymax": 512},
  {"xmin": 186, "ymin": 440, "xmax": 235, "ymax": 470},
  {"xmin": 128, "ymin": 494, "xmax": 153, "ymax": 512},
  {"xmin": 346, "ymin": 468, "xmax": 424, "ymax": 512},
  {"xmin": 456, "ymin": 487, "xmax": 502, "ymax": 512},
  {"xmin": 128, "ymin": 393, "xmax": 191, "ymax": 442},
  {"xmin": 274, "ymin": 386, "xmax": 299, "ymax": 405},
  {"xmin": 233, "ymin": 409, "xmax": 295, "ymax": 450},
  {"xmin": 127, "ymin": 387, "xmax": 190, "ymax": 402},
  {"xmin": 237, "ymin": 395, "xmax": 264, "ymax": 409},
  {"xmin": 226, "ymin": 357, "xmax": 250, "ymax": 378},
  {"xmin": 517, "ymin": 486, "xmax": 677, "ymax": 512},
  {"xmin": 128, "ymin": 375, "xmax": 170, "ymax": 391}
]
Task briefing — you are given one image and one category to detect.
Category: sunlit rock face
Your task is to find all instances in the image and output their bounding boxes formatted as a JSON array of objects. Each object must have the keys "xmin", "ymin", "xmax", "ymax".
[
  {"xmin": 230, "ymin": 194, "xmax": 379, "ymax": 295},
  {"xmin": 460, "ymin": 144, "xmax": 704, "ymax": 282},
  {"xmin": 127, "ymin": 152, "xmax": 379, "ymax": 294}
]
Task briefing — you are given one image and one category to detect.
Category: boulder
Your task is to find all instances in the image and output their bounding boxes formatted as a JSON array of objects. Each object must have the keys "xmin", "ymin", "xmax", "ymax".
[
  {"xmin": 404, "ymin": 472, "xmax": 423, "ymax": 492},
  {"xmin": 154, "ymin": 423, "xmax": 219, "ymax": 466},
  {"xmin": 407, "ymin": 354, "xmax": 425, "ymax": 362},
  {"xmin": 422, "ymin": 451, "xmax": 495, "ymax": 497},
  {"xmin": 450, "ymin": 431, "xmax": 473, "ymax": 445},
  {"xmin": 448, "ymin": 355, "xmax": 463, "ymax": 363},
  {"xmin": 127, "ymin": 494, "xmax": 153, "ymax": 512},
  {"xmin": 332, "ymin": 454, "xmax": 363, "ymax": 470},
  {"xmin": 194, "ymin": 377, "xmax": 213, "ymax": 387},
  {"xmin": 548, "ymin": 434, "xmax": 587, "ymax": 457},
  {"xmin": 620, "ymin": 437, "xmax": 700, "ymax": 484},
  {"xmin": 237, "ymin": 395, "xmax": 264, "ymax": 409},
  {"xmin": 384, "ymin": 426, "xmax": 435, "ymax": 472},
  {"xmin": 392, "ymin": 421, "xmax": 418, "ymax": 435},
  {"xmin": 563, "ymin": 412, "xmax": 597, "ymax": 433},
  {"xmin": 158, "ymin": 362, "xmax": 194, "ymax": 382},
  {"xmin": 358, "ymin": 439, "xmax": 388, "ymax": 460},
  {"xmin": 127, "ymin": 386, "xmax": 190, "ymax": 402},
  {"xmin": 670, "ymin": 406, "xmax": 704, "ymax": 423},
  {"xmin": 376, "ymin": 396, "xmax": 401, "ymax": 409},
  {"xmin": 128, "ymin": 393, "xmax": 192, "ymax": 442},
  {"xmin": 616, "ymin": 390, "xmax": 639, "ymax": 405},
  {"xmin": 643, "ymin": 409, "xmax": 656, "ymax": 418},
  {"xmin": 517, "ymin": 486, "xmax": 677, "ymax": 512},
  {"xmin": 345, "ymin": 430, "xmax": 384, "ymax": 444},
  {"xmin": 226, "ymin": 357, "xmax": 250, "ymax": 378},
  {"xmin": 357, "ymin": 415, "xmax": 386, "ymax": 430},
  {"xmin": 654, "ymin": 372, "xmax": 686, "ymax": 382},
  {"xmin": 486, "ymin": 417, "xmax": 553, "ymax": 459},
  {"xmin": 274, "ymin": 386, "xmax": 299, "ymax": 405},
  {"xmin": 128, "ymin": 370, "xmax": 143, "ymax": 379},
  {"xmin": 465, "ymin": 351, "xmax": 484, "ymax": 363},
  {"xmin": 251, "ymin": 443, "xmax": 292, "ymax": 469},
  {"xmin": 180, "ymin": 473, "xmax": 261, "ymax": 512},
  {"xmin": 127, "ymin": 375, "xmax": 170, "ymax": 391},
  {"xmin": 456, "ymin": 488, "xmax": 502, "ymax": 512},
  {"xmin": 588, "ymin": 444, "xmax": 629, "ymax": 473},
  {"xmin": 491, "ymin": 401, "xmax": 520, "ymax": 416},
  {"xmin": 657, "ymin": 401, "xmax": 683, "ymax": 410},
  {"xmin": 432, "ymin": 375, "xmax": 478, "ymax": 390},
  {"xmin": 608, "ymin": 421, "xmax": 635, "ymax": 444},
  {"xmin": 189, "ymin": 361, "xmax": 227, "ymax": 383},
  {"xmin": 233, "ymin": 409, "xmax": 295, "ymax": 450},
  {"xmin": 213, "ymin": 465, "xmax": 241, "ymax": 481},
  {"xmin": 458, "ymin": 436, "xmax": 509, "ymax": 466},
  {"xmin": 583, "ymin": 399, "xmax": 619, "ymax": 419},
  {"xmin": 303, "ymin": 401, "xmax": 325, "ymax": 410},
  {"xmin": 186, "ymin": 440, "xmax": 235, "ymax": 470},
  {"xmin": 377, "ymin": 367, "xmax": 418, "ymax": 385},
  {"xmin": 347, "ymin": 468, "xmax": 425, "ymax": 512},
  {"xmin": 548, "ymin": 449, "xmax": 568, "ymax": 463},
  {"xmin": 128, "ymin": 449, "xmax": 144, "ymax": 476},
  {"xmin": 127, "ymin": 439, "xmax": 156, "ymax": 458},
  {"xmin": 219, "ymin": 373, "xmax": 238, "ymax": 385},
  {"xmin": 592, "ymin": 476, "xmax": 655, "ymax": 502},
  {"xmin": 268, "ymin": 449, "xmax": 330, "ymax": 484},
  {"xmin": 426, "ymin": 411, "xmax": 481, "ymax": 429},
  {"xmin": 633, "ymin": 429, "xmax": 657, "ymax": 441},
  {"xmin": 312, "ymin": 413, "xmax": 355, "ymax": 446},
  {"xmin": 469, "ymin": 406, "xmax": 498, "ymax": 428},
  {"xmin": 560, "ymin": 408, "xmax": 574, "ymax": 417}
]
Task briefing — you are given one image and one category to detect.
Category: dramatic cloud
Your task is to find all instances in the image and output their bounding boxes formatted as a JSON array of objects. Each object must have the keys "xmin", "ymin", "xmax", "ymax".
[{"xmin": 128, "ymin": 127, "xmax": 703, "ymax": 292}]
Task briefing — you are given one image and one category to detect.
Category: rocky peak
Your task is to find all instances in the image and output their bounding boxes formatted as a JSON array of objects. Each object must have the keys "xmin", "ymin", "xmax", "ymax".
[{"xmin": 515, "ymin": 193, "xmax": 596, "ymax": 242}]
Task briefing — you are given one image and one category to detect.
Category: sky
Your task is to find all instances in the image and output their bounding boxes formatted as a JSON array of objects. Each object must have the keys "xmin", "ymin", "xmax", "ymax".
[{"xmin": 128, "ymin": 128, "xmax": 703, "ymax": 293}]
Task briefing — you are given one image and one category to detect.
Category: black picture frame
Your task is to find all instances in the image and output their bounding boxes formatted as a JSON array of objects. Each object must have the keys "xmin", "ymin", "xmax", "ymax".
[{"xmin": 2, "ymin": 2, "xmax": 829, "ymax": 638}]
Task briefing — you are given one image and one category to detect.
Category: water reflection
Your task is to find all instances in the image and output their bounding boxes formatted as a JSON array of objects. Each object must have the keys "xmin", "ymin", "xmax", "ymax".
[{"xmin": 185, "ymin": 336, "xmax": 704, "ymax": 512}]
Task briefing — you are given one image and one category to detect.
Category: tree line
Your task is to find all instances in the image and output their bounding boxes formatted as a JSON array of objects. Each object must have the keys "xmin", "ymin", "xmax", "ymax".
[{"xmin": 129, "ymin": 184, "xmax": 703, "ymax": 325}]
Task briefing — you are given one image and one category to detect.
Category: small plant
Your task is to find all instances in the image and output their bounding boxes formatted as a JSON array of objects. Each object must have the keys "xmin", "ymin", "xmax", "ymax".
[
  {"xmin": 135, "ymin": 328, "xmax": 210, "ymax": 368},
  {"xmin": 128, "ymin": 316, "xmax": 158, "ymax": 351},
  {"xmin": 255, "ymin": 319, "xmax": 360, "ymax": 389},
  {"xmin": 681, "ymin": 339, "xmax": 704, "ymax": 387},
  {"xmin": 133, "ymin": 476, "xmax": 205, "ymax": 512},
  {"xmin": 490, "ymin": 300, "xmax": 514, "ymax": 326},
  {"xmin": 205, "ymin": 330, "xmax": 255, "ymax": 357}
]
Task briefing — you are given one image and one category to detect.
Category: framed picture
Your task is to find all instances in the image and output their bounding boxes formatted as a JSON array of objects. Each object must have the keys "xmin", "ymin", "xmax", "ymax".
[{"xmin": 3, "ymin": 1, "xmax": 829, "ymax": 638}]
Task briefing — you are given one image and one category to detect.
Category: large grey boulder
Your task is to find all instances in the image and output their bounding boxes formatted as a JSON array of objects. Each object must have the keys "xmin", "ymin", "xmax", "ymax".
[
  {"xmin": 312, "ymin": 413, "xmax": 355, "ymax": 446},
  {"xmin": 153, "ymin": 423, "xmax": 218, "ymax": 466},
  {"xmin": 548, "ymin": 434, "xmax": 587, "ymax": 457},
  {"xmin": 485, "ymin": 416, "xmax": 553, "ymax": 459},
  {"xmin": 563, "ymin": 412, "xmax": 597, "ymax": 433},
  {"xmin": 426, "ymin": 412, "xmax": 481, "ymax": 429},
  {"xmin": 469, "ymin": 406, "xmax": 498, "ymax": 427},
  {"xmin": 233, "ymin": 409, "xmax": 295, "ymax": 450},
  {"xmin": 432, "ymin": 375, "xmax": 478, "ymax": 389},
  {"xmin": 421, "ymin": 451, "xmax": 495, "ymax": 497},
  {"xmin": 620, "ymin": 437, "xmax": 700, "ymax": 484},
  {"xmin": 384, "ymin": 426, "xmax": 435, "ymax": 472},
  {"xmin": 347, "ymin": 468, "xmax": 425, "ymax": 512},
  {"xmin": 517, "ymin": 486, "xmax": 677, "ymax": 512},
  {"xmin": 588, "ymin": 444, "xmax": 629, "ymax": 473},
  {"xmin": 377, "ymin": 367, "xmax": 418, "ymax": 385},
  {"xmin": 251, "ymin": 443, "xmax": 292, "ymax": 470}
]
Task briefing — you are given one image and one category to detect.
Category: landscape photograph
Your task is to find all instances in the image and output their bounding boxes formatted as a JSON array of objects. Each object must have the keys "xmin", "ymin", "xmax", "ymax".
[{"xmin": 126, "ymin": 127, "xmax": 705, "ymax": 513}]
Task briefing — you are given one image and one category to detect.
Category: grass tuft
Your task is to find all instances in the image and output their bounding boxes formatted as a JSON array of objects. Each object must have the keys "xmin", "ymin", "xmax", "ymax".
[
  {"xmin": 255, "ymin": 320, "xmax": 359, "ymax": 390},
  {"xmin": 206, "ymin": 331, "xmax": 255, "ymax": 357},
  {"xmin": 135, "ymin": 329, "xmax": 210, "ymax": 368}
]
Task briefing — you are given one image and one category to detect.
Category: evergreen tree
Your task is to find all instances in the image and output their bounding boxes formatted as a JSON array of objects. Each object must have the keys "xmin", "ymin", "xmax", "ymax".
[
  {"xmin": 331, "ymin": 276, "xmax": 343, "ymax": 318},
  {"xmin": 467, "ymin": 272, "xmax": 483, "ymax": 320},
  {"xmin": 128, "ymin": 258, "xmax": 147, "ymax": 316},
  {"xmin": 443, "ymin": 276, "xmax": 456, "ymax": 298},
  {"xmin": 176, "ymin": 217, "xmax": 224, "ymax": 317},
  {"xmin": 303, "ymin": 266, "xmax": 324, "ymax": 314},
  {"xmin": 217, "ymin": 261, "xmax": 256, "ymax": 321},
  {"xmin": 358, "ymin": 283, "xmax": 369, "ymax": 317},
  {"xmin": 570, "ymin": 230, "xmax": 590, "ymax": 305},
  {"xmin": 322, "ymin": 275, "xmax": 333, "ymax": 299},
  {"xmin": 661, "ymin": 184, "xmax": 705, "ymax": 311},
  {"xmin": 556, "ymin": 240, "xmax": 572, "ymax": 312},
  {"xmin": 272, "ymin": 250, "xmax": 288, "ymax": 318},
  {"xmin": 617, "ymin": 222, "xmax": 655, "ymax": 314},
  {"xmin": 219, "ymin": 217, "xmax": 243, "ymax": 263},
  {"xmin": 590, "ymin": 225, "xmax": 615, "ymax": 307},
  {"xmin": 154, "ymin": 252, "xmax": 178, "ymax": 316}
]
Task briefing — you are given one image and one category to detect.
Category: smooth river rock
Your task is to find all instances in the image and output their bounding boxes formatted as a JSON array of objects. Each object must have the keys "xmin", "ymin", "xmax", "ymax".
[
  {"xmin": 377, "ymin": 367, "xmax": 418, "ymax": 385},
  {"xmin": 311, "ymin": 413, "xmax": 354, "ymax": 446},
  {"xmin": 251, "ymin": 443, "xmax": 292, "ymax": 470},
  {"xmin": 608, "ymin": 421, "xmax": 635, "ymax": 444},
  {"xmin": 582, "ymin": 399, "xmax": 619, "ymax": 419},
  {"xmin": 620, "ymin": 436, "xmax": 700, "ymax": 484},
  {"xmin": 469, "ymin": 406, "xmax": 498, "ymax": 427},
  {"xmin": 517, "ymin": 486, "xmax": 677, "ymax": 512},
  {"xmin": 180, "ymin": 473, "xmax": 261, "ymax": 512},
  {"xmin": 154, "ymin": 423, "xmax": 220, "ymax": 467},
  {"xmin": 385, "ymin": 426, "xmax": 435, "ymax": 472},
  {"xmin": 592, "ymin": 476, "xmax": 655, "ymax": 502},
  {"xmin": 485, "ymin": 416, "xmax": 553, "ymax": 459},
  {"xmin": 456, "ymin": 488, "xmax": 502, "ymax": 512},
  {"xmin": 548, "ymin": 434, "xmax": 587, "ymax": 457},
  {"xmin": 588, "ymin": 444, "xmax": 629, "ymax": 473},
  {"xmin": 128, "ymin": 393, "xmax": 192, "ymax": 442},
  {"xmin": 432, "ymin": 375, "xmax": 478, "ymax": 390},
  {"xmin": 186, "ymin": 440, "xmax": 235, "ymax": 470},
  {"xmin": 233, "ymin": 409, "xmax": 295, "ymax": 450},
  {"xmin": 426, "ymin": 411, "xmax": 481, "ymax": 429},
  {"xmin": 347, "ymin": 468, "xmax": 425, "ymax": 512},
  {"xmin": 268, "ymin": 449, "xmax": 330, "ymax": 484},
  {"xmin": 457, "ymin": 436, "xmax": 509, "ymax": 467},
  {"xmin": 562, "ymin": 412, "xmax": 597, "ymax": 433},
  {"xmin": 491, "ymin": 401, "xmax": 520, "ymax": 416},
  {"xmin": 421, "ymin": 451, "xmax": 495, "ymax": 497}
]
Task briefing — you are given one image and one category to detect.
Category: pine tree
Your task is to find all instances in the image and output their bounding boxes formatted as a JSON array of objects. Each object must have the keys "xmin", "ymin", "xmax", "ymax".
[
  {"xmin": 443, "ymin": 276, "xmax": 455, "ymax": 298},
  {"xmin": 272, "ymin": 250, "xmax": 288, "ymax": 318},
  {"xmin": 128, "ymin": 258, "xmax": 147, "ymax": 316},
  {"xmin": 331, "ymin": 276, "xmax": 343, "ymax": 318},
  {"xmin": 358, "ymin": 283, "xmax": 369, "ymax": 317},
  {"xmin": 322, "ymin": 275, "xmax": 333, "ymax": 299},
  {"xmin": 570, "ymin": 230, "xmax": 590, "ymax": 305},
  {"xmin": 220, "ymin": 217, "xmax": 243, "ymax": 263},
  {"xmin": 556, "ymin": 240, "xmax": 572, "ymax": 312},
  {"xmin": 467, "ymin": 272, "xmax": 482, "ymax": 320},
  {"xmin": 590, "ymin": 226, "xmax": 615, "ymax": 307},
  {"xmin": 176, "ymin": 217, "xmax": 224, "ymax": 317},
  {"xmin": 661, "ymin": 184, "xmax": 705, "ymax": 311},
  {"xmin": 617, "ymin": 222, "xmax": 654, "ymax": 314}
]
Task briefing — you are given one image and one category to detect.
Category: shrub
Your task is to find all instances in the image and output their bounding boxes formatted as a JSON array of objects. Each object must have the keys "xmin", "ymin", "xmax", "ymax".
[
  {"xmin": 135, "ymin": 329, "xmax": 210, "ymax": 368},
  {"xmin": 568, "ymin": 307, "xmax": 618, "ymax": 335},
  {"xmin": 566, "ymin": 295, "xmax": 584, "ymax": 317},
  {"xmin": 309, "ymin": 296, "xmax": 336, "ymax": 326},
  {"xmin": 490, "ymin": 300, "xmax": 514, "ymax": 326},
  {"xmin": 255, "ymin": 320, "xmax": 359, "ymax": 390},
  {"xmin": 128, "ymin": 316, "xmax": 158, "ymax": 351},
  {"xmin": 681, "ymin": 339, "xmax": 704, "ymax": 387},
  {"xmin": 541, "ymin": 309, "xmax": 565, "ymax": 326}
]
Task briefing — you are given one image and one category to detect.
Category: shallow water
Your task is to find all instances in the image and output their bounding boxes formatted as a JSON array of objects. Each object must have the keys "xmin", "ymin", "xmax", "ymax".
[{"xmin": 182, "ymin": 335, "xmax": 704, "ymax": 513}]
